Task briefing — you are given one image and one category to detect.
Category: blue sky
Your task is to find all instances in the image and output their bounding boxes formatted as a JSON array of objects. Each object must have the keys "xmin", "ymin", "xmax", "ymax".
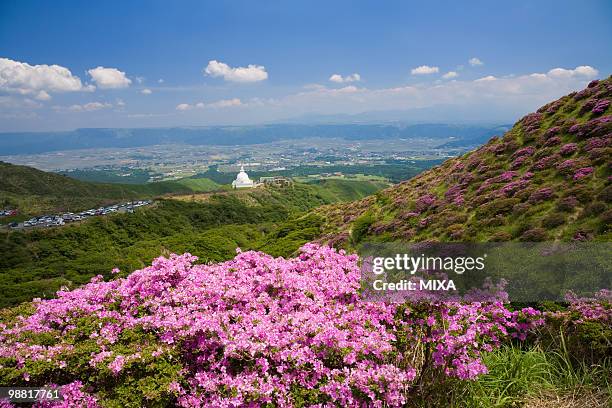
[{"xmin": 0, "ymin": 0, "xmax": 610, "ymax": 131}]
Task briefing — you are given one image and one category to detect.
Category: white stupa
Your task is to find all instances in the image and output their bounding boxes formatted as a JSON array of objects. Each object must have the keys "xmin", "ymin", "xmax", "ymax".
[{"xmin": 232, "ymin": 165, "xmax": 255, "ymax": 189}]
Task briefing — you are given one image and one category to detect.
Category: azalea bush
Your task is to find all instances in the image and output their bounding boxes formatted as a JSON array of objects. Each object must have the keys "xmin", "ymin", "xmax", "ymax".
[{"xmin": 0, "ymin": 244, "xmax": 544, "ymax": 407}]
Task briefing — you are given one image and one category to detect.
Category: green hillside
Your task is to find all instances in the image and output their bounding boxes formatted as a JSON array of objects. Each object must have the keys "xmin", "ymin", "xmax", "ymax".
[
  {"xmin": 294, "ymin": 77, "xmax": 612, "ymax": 247},
  {"xmin": 0, "ymin": 180, "xmax": 386, "ymax": 307},
  {"xmin": 0, "ymin": 161, "xmax": 219, "ymax": 217}
]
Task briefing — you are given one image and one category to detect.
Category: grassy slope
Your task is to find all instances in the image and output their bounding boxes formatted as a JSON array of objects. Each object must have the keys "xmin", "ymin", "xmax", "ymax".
[
  {"xmin": 302, "ymin": 77, "xmax": 612, "ymax": 247},
  {"xmin": 174, "ymin": 177, "xmax": 221, "ymax": 192}
]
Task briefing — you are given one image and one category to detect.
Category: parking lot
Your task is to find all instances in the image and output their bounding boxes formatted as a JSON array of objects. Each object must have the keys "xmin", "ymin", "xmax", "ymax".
[{"xmin": 7, "ymin": 200, "xmax": 152, "ymax": 230}]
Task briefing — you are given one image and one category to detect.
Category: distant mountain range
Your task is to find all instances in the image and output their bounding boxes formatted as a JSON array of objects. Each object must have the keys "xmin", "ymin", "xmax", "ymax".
[{"xmin": 0, "ymin": 123, "xmax": 510, "ymax": 155}]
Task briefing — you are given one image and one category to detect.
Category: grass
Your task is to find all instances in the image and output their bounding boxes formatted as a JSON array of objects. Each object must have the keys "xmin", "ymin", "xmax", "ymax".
[
  {"xmin": 452, "ymin": 344, "xmax": 612, "ymax": 407},
  {"xmin": 174, "ymin": 177, "xmax": 221, "ymax": 192}
]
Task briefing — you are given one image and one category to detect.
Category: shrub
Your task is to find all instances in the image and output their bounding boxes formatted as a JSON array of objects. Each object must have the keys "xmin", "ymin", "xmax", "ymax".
[
  {"xmin": 350, "ymin": 213, "xmax": 375, "ymax": 244},
  {"xmin": 541, "ymin": 213, "xmax": 566, "ymax": 228},
  {"xmin": 520, "ymin": 228, "xmax": 549, "ymax": 241},
  {"xmin": 559, "ymin": 143, "xmax": 578, "ymax": 156},
  {"xmin": 491, "ymin": 231, "xmax": 512, "ymax": 241},
  {"xmin": 556, "ymin": 196, "xmax": 578, "ymax": 212},
  {"xmin": 415, "ymin": 194, "xmax": 437, "ymax": 212},
  {"xmin": 0, "ymin": 245, "xmax": 544, "ymax": 407},
  {"xmin": 476, "ymin": 198, "xmax": 520, "ymax": 218},
  {"xmin": 592, "ymin": 99, "xmax": 610, "ymax": 114},
  {"xmin": 580, "ymin": 201, "xmax": 607, "ymax": 218},
  {"xmin": 529, "ymin": 187, "xmax": 555, "ymax": 203},
  {"xmin": 563, "ymin": 185, "xmax": 593, "ymax": 203},
  {"xmin": 599, "ymin": 184, "xmax": 612, "ymax": 203},
  {"xmin": 573, "ymin": 167, "xmax": 594, "ymax": 181}
]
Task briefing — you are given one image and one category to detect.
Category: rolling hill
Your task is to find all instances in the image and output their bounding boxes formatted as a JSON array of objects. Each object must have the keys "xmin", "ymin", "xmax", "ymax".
[
  {"xmin": 0, "ymin": 161, "xmax": 219, "ymax": 216},
  {"xmin": 275, "ymin": 77, "xmax": 612, "ymax": 247}
]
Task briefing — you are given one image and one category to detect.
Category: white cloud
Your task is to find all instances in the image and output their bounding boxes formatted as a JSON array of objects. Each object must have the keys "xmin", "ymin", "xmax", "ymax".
[
  {"xmin": 329, "ymin": 73, "xmax": 361, "ymax": 83},
  {"xmin": 204, "ymin": 60, "xmax": 268, "ymax": 83},
  {"xmin": 0, "ymin": 57, "xmax": 92, "ymax": 98},
  {"xmin": 135, "ymin": 76, "xmax": 145, "ymax": 84},
  {"xmin": 116, "ymin": 99, "xmax": 126, "ymax": 107},
  {"xmin": 442, "ymin": 71, "xmax": 458, "ymax": 79},
  {"xmin": 475, "ymin": 75, "xmax": 497, "ymax": 82},
  {"xmin": 547, "ymin": 65, "xmax": 598, "ymax": 78},
  {"xmin": 411, "ymin": 65, "xmax": 439, "ymax": 75},
  {"xmin": 141, "ymin": 88, "xmax": 152, "ymax": 95},
  {"xmin": 176, "ymin": 98, "xmax": 244, "ymax": 111},
  {"xmin": 469, "ymin": 57, "xmax": 484, "ymax": 66},
  {"xmin": 158, "ymin": 79, "xmax": 164, "ymax": 83},
  {"xmin": 87, "ymin": 66, "xmax": 131, "ymax": 89},
  {"xmin": 35, "ymin": 90, "xmax": 51, "ymax": 101},
  {"xmin": 176, "ymin": 103, "xmax": 192, "ymax": 111}
]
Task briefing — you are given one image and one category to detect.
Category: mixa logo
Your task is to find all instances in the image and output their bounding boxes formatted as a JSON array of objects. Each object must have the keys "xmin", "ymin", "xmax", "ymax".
[{"xmin": 420, "ymin": 279, "xmax": 456, "ymax": 291}]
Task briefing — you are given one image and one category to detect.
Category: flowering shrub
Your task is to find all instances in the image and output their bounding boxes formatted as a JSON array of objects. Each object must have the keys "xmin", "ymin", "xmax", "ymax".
[
  {"xmin": 556, "ymin": 159, "xmax": 578, "ymax": 176},
  {"xmin": 500, "ymin": 179, "xmax": 529, "ymax": 197},
  {"xmin": 573, "ymin": 87, "xmax": 593, "ymax": 101},
  {"xmin": 529, "ymin": 187, "xmax": 554, "ymax": 203},
  {"xmin": 592, "ymin": 99, "xmax": 610, "ymax": 114},
  {"xmin": 511, "ymin": 146, "xmax": 535, "ymax": 160},
  {"xmin": 415, "ymin": 194, "xmax": 437, "ymax": 212},
  {"xmin": 573, "ymin": 167, "xmax": 594, "ymax": 181},
  {"xmin": 568, "ymin": 115, "xmax": 612, "ymax": 138},
  {"xmin": 543, "ymin": 136, "xmax": 561, "ymax": 147},
  {"xmin": 559, "ymin": 143, "xmax": 578, "ymax": 156},
  {"xmin": 510, "ymin": 155, "xmax": 529, "ymax": 169},
  {"xmin": 532, "ymin": 154, "xmax": 560, "ymax": 171},
  {"xmin": 584, "ymin": 137, "xmax": 606, "ymax": 151},
  {"xmin": 520, "ymin": 113, "xmax": 542, "ymax": 135},
  {"xmin": 0, "ymin": 245, "xmax": 545, "ymax": 407}
]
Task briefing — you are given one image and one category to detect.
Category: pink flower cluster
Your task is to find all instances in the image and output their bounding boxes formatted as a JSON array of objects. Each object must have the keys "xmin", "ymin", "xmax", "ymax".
[
  {"xmin": 592, "ymin": 99, "xmax": 610, "ymax": 114},
  {"xmin": 415, "ymin": 194, "xmax": 437, "ymax": 212},
  {"xmin": 563, "ymin": 290, "xmax": 612, "ymax": 324},
  {"xmin": 0, "ymin": 245, "xmax": 544, "ymax": 406},
  {"xmin": 573, "ymin": 167, "xmax": 594, "ymax": 181},
  {"xmin": 559, "ymin": 143, "xmax": 578, "ymax": 156}
]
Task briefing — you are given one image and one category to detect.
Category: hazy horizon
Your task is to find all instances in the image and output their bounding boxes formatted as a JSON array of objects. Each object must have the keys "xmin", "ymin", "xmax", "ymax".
[{"xmin": 1, "ymin": 0, "xmax": 611, "ymax": 133}]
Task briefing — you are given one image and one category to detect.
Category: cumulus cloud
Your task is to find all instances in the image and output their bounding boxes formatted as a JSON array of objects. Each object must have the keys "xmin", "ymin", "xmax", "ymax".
[
  {"xmin": 547, "ymin": 65, "xmax": 598, "ymax": 78},
  {"xmin": 176, "ymin": 98, "xmax": 244, "ymax": 111},
  {"xmin": 469, "ymin": 57, "xmax": 484, "ymax": 66},
  {"xmin": 141, "ymin": 88, "xmax": 152, "ymax": 95},
  {"xmin": 0, "ymin": 57, "xmax": 92, "ymax": 99},
  {"xmin": 329, "ymin": 73, "xmax": 361, "ymax": 83},
  {"xmin": 87, "ymin": 66, "xmax": 131, "ymax": 89},
  {"xmin": 411, "ymin": 65, "xmax": 439, "ymax": 75},
  {"xmin": 204, "ymin": 60, "xmax": 268, "ymax": 83},
  {"xmin": 442, "ymin": 71, "xmax": 458, "ymax": 79}
]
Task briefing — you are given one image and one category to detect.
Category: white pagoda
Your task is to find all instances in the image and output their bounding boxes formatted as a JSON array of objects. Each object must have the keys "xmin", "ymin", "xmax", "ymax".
[{"xmin": 231, "ymin": 165, "xmax": 255, "ymax": 189}]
